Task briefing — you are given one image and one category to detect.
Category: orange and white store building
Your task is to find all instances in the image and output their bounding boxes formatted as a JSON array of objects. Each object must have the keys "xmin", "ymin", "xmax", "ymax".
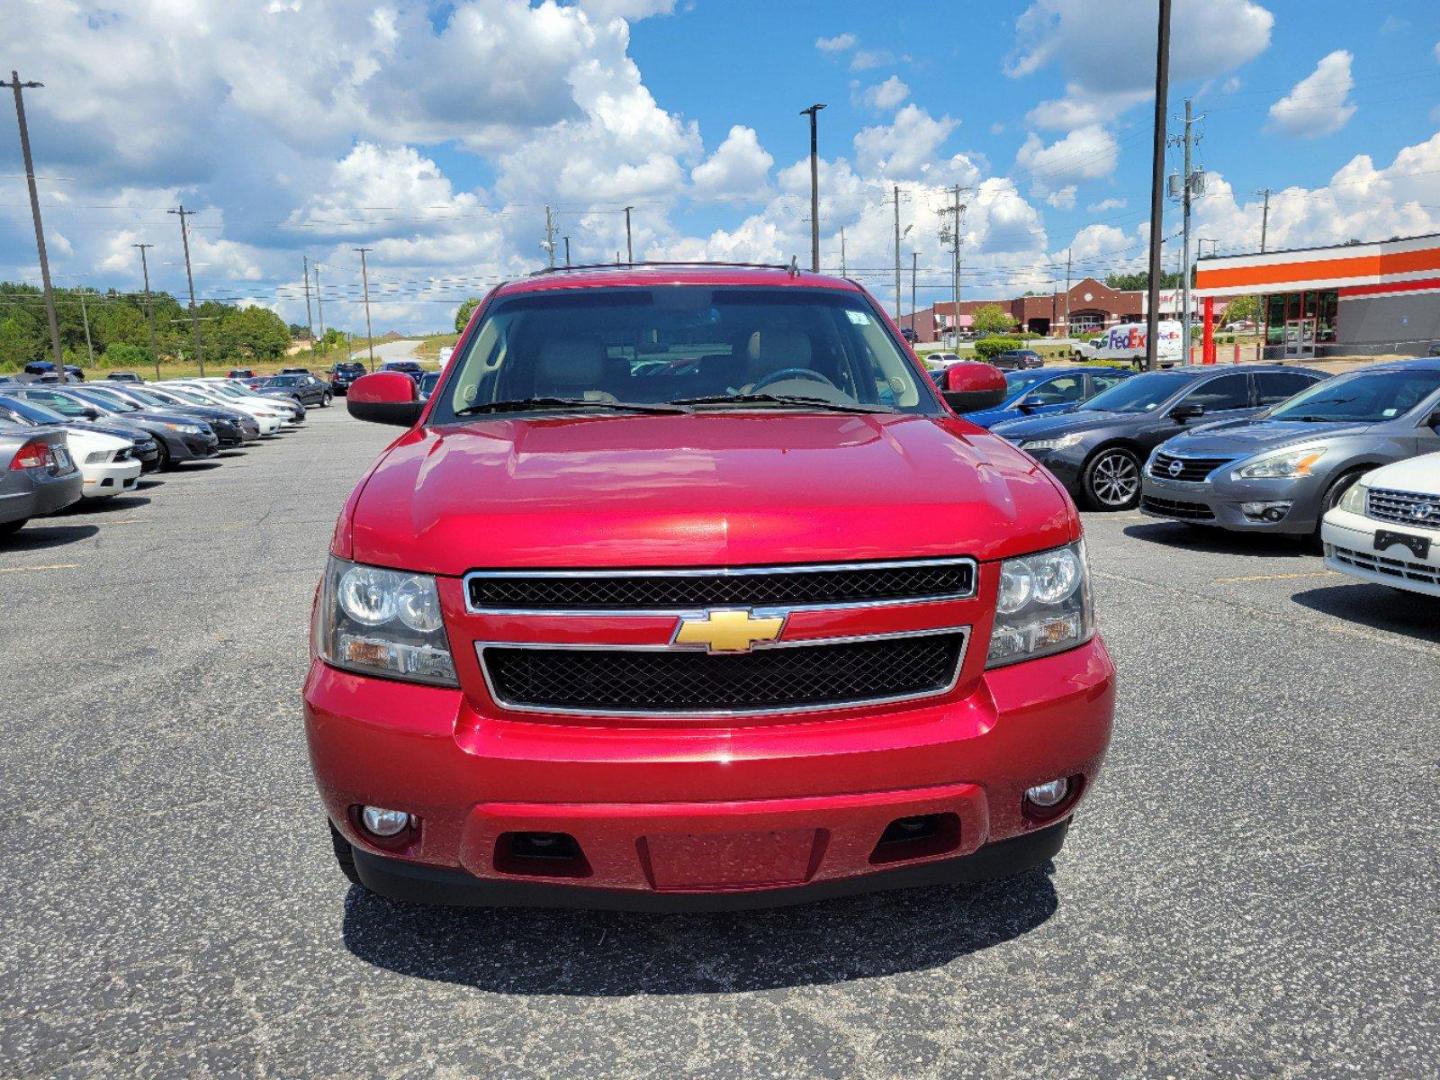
[{"xmin": 1195, "ymin": 232, "xmax": 1440, "ymax": 360}]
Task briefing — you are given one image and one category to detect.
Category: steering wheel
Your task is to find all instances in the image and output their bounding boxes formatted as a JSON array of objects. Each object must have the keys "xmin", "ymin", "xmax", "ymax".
[{"xmin": 751, "ymin": 367, "xmax": 837, "ymax": 392}]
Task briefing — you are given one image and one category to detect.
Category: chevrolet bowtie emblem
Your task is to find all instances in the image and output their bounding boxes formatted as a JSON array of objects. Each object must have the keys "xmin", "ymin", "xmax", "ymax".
[{"xmin": 673, "ymin": 609, "xmax": 786, "ymax": 653}]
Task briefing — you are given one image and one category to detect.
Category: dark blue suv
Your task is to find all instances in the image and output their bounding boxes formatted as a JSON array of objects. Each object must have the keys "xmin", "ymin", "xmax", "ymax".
[{"xmin": 963, "ymin": 366, "xmax": 1134, "ymax": 429}]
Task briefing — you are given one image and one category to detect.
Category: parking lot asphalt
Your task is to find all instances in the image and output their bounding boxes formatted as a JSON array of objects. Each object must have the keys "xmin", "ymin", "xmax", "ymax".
[{"xmin": 2, "ymin": 410, "xmax": 1438, "ymax": 1079}]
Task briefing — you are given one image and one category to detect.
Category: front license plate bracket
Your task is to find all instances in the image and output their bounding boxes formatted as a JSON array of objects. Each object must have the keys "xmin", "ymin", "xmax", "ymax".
[{"xmin": 1375, "ymin": 529, "xmax": 1431, "ymax": 560}]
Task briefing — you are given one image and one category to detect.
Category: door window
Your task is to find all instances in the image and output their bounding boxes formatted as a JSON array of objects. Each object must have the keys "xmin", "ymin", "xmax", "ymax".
[
  {"xmin": 1256, "ymin": 371, "xmax": 1321, "ymax": 406},
  {"xmin": 1183, "ymin": 373, "xmax": 1251, "ymax": 412},
  {"xmin": 1024, "ymin": 375, "xmax": 1084, "ymax": 406}
]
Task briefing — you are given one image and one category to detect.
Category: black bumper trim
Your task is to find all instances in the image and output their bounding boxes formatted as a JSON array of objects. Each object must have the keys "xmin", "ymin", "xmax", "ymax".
[{"xmin": 347, "ymin": 819, "xmax": 1069, "ymax": 912}]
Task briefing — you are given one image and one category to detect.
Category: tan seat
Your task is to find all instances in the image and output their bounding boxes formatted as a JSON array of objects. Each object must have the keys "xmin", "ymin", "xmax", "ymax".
[
  {"xmin": 745, "ymin": 329, "xmax": 813, "ymax": 386},
  {"xmin": 532, "ymin": 337, "xmax": 615, "ymax": 401}
]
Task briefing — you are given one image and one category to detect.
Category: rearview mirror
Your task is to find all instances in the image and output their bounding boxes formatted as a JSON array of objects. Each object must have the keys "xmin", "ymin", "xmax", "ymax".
[
  {"xmin": 941, "ymin": 362, "xmax": 1008, "ymax": 413},
  {"xmin": 348, "ymin": 372, "xmax": 423, "ymax": 427},
  {"xmin": 1169, "ymin": 403, "xmax": 1205, "ymax": 421}
]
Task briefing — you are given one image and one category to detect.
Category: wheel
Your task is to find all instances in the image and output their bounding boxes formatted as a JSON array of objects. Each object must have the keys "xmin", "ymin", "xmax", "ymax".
[
  {"xmin": 0, "ymin": 518, "xmax": 26, "ymax": 537},
  {"xmin": 329, "ymin": 821, "xmax": 362, "ymax": 886},
  {"xmin": 1083, "ymin": 446, "xmax": 1142, "ymax": 511},
  {"xmin": 321, "ymin": 392, "xmax": 332, "ymax": 408},
  {"xmin": 154, "ymin": 437, "xmax": 172, "ymax": 471},
  {"xmin": 1310, "ymin": 470, "xmax": 1365, "ymax": 552}
]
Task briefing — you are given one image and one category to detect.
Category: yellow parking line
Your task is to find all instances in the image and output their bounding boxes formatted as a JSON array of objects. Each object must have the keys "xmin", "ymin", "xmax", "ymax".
[
  {"xmin": 0, "ymin": 563, "xmax": 79, "ymax": 574},
  {"xmin": 1212, "ymin": 570, "xmax": 1341, "ymax": 584}
]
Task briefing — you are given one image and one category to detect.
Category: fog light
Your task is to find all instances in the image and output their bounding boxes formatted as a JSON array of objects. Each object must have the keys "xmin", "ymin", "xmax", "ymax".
[
  {"xmin": 1024, "ymin": 778, "xmax": 1070, "ymax": 808},
  {"xmin": 1241, "ymin": 500, "xmax": 1292, "ymax": 522},
  {"xmin": 360, "ymin": 806, "xmax": 411, "ymax": 837}
]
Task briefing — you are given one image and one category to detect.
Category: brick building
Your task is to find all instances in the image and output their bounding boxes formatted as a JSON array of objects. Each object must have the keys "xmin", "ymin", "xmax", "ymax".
[{"xmin": 899, "ymin": 277, "xmax": 1201, "ymax": 343}]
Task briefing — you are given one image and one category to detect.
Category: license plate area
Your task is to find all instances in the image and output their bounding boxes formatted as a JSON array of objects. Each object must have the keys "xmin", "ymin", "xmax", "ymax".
[
  {"xmin": 1375, "ymin": 529, "xmax": 1431, "ymax": 560},
  {"xmin": 640, "ymin": 829, "xmax": 823, "ymax": 891}
]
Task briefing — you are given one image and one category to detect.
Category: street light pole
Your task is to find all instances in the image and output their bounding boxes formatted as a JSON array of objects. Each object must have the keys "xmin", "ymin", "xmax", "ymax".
[
  {"xmin": 800, "ymin": 104, "xmax": 826, "ymax": 272},
  {"xmin": 623, "ymin": 206, "xmax": 634, "ymax": 264},
  {"xmin": 1143, "ymin": 0, "xmax": 1173, "ymax": 371},
  {"xmin": 133, "ymin": 243, "xmax": 159, "ymax": 379},
  {"xmin": 355, "ymin": 247, "xmax": 376, "ymax": 371},
  {"xmin": 169, "ymin": 204, "xmax": 205, "ymax": 376},
  {"xmin": 6, "ymin": 71, "xmax": 63, "ymax": 370}
]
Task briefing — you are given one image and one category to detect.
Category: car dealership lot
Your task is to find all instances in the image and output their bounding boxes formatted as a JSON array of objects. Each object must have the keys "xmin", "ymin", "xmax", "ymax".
[{"xmin": 2, "ymin": 410, "xmax": 1437, "ymax": 1078}]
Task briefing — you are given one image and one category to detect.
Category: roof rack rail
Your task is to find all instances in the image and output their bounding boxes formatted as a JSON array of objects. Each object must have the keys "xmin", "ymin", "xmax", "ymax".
[{"xmin": 530, "ymin": 259, "xmax": 799, "ymax": 276}]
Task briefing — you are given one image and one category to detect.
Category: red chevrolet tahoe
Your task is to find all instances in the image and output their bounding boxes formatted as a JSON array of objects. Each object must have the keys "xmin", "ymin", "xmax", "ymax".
[{"xmin": 305, "ymin": 265, "xmax": 1114, "ymax": 910}]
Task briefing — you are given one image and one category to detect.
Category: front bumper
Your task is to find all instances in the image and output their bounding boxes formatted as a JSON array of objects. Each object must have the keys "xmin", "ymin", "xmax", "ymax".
[
  {"xmin": 1323, "ymin": 507, "xmax": 1440, "ymax": 597},
  {"xmin": 304, "ymin": 638, "xmax": 1114, "ymax": 909},
  {"xmin": 1013, "ymin": 445, "xmax": 1087, "ymax": 498},
  {"xmin": 169, "ymin": 430, "xmax": 221, "ymax": 461},
  {"xmin": 1140, "ymin": 469, "xmax": 1323, "ymax": 534},
  {"xmin": 80, "ymin": 458, "xmax": 143, "ymax": 497}
]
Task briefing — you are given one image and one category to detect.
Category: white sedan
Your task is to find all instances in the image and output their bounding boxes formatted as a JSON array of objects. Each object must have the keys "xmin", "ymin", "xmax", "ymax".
[
  {"xmin": 160, "ymin": 382, "xmax": 286, "ymax": 435},
  {"xmin": 1322, "ymin": 451, "xmax": 1440, "ymax": 598},
  {"xmin": 66, "ymin": 428, "xmax": 143, "ymax": 499}
]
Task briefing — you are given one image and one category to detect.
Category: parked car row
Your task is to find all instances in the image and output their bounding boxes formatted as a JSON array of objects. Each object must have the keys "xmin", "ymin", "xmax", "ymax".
[{"xmin": 0, "ymin": 375, "xmax": 307, "ymax": 538}]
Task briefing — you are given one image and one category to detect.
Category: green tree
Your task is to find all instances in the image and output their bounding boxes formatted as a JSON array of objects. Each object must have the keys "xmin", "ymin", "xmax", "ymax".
[
  {"xmin": 1222, "ymin": 295, "xmax": 1259, "ymax": 323},
  {"xmin": 971, "ymin": 304, "xmax": 1016, "ymax": 335},
  {"xmin": 455, "ymin": 296, "xmax": 482, "ymax": 334},
  {"xmin": 1104, "ymin": 270, "xmax": 1184, "ymax": 291}
]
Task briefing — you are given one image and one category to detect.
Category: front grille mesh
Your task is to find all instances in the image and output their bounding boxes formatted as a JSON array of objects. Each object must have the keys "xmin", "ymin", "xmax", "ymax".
[
  {"xmin": 484, "ymin": 633, "xmax": 965, "ymax": 714},
  {"xmin": 1330, "ymin": 545, "xmax": 1439, "ymax": 586},
  {"xmin": 468, "ymin": 561, "xmax": 974, "ymax": 612},
  {"xmin": 1366, "ymin": 487, "xmax": 1440, "ymax": 528},
  {"xmin": 1149, "ymin": 452, "xmax": 1233, "ymax": 482},
  {"xmin": 1141, "ymin": 495, "xmax": 1216, "ymax": 521}
]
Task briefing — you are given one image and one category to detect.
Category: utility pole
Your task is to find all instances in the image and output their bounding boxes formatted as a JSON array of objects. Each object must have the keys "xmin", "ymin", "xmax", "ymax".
[
  {"xmin": 911, "ymin": 251, "xmax": 918, "ymax": 337},
  {"xmin": 940, "ymin": 186, "xmax": 967, "ymax": 347},
  {"xmin": 6, "ymin": 71, "xmax": 63, "ymax": 370},
  {"xmin": 1143, "ymin": 0, "xmax": 1173, "ymax": 371},
  {"xmin": 302, "ymin": 254, "xmax": 314, "ymax": 345},
  {"xmin": 623, "ymin": 206, "xmax": 634, "ymax": 264},
  {"xmin": 355, "ymin": 247, "xmax": 376, "ymax": 370},
  {"xmin": 1063, "ymin": 247, "xmax": 1072, "ymax": 338},
  {"xmin": 1178, "ymin": 98, "xmax": 1201, "ymax": 363},
  {"xmin": 1256, "ymin": 188, "xmax": 1271, "ymax": 253},
  {"xmin": 893, "ymin": 185, "xmax": 902, "ymax": 319},
  {"xmin": 168, "ymin": 204, "xmax": 204, "ymax": 376},
  {"xmin": 801, "ymin": 104, "xmax": 825, "ymax": 272},
  {"xmin": 77, "ymin": 287, "xmax": 94, "ymax": 366},
  {"xmin": 543, "ymin": 206, "xmax": 556, "ymax": 268},
  {"xmin": 133, "ymin": 243, "xmax": 159, "ymax": 379},
  {"xmin": 839, "ymin": 227, "xmax": 847, "ymax": 276},
  {"xmin": 314, "ymin": 264, "xmax": 325, "ymax": 361},
  {"xmin": 563, "ymin": 235, "xmax": 571, "ymax": 267}
]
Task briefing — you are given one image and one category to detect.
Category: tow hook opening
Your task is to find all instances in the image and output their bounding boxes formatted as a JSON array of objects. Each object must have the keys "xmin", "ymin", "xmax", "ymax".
[
  {"xmin": 495, "ymin": 831, "xmax": 593, "ymax": 878},
  {"xmin": 869, "ymin": 812, "xmax": 961, "ymax": 865}
]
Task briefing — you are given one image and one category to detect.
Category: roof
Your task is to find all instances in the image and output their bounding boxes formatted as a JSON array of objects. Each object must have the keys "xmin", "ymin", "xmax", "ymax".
[
  {"xmin": 1195, "ymin": 231, "xmax": 1440, "ymax": 297},
  {"xmin": 497, "ymin": 264, "xmax": 864, "ymax": 296}
]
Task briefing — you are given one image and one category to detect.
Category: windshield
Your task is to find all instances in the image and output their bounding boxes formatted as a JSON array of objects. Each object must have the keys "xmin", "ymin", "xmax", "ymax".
[
  {"xmin": 75, "ymin": 387, "xmax": 138, "ymax": 412},
  {"xmin": 434, "ymin": 285, "xmax": 937, "ymax": 422},
  {"xmin": 123, "ymin": 388, "xmax": 174, "ymax": 408},
  {"xmin": 267, "ymin": 375, "xmax": 301, "ymax": 385},
  {"xmin": 1079, "ymin": 372, "xmax": 1189, "ymax": 414},
  {"xmin": 155, "ymin": 387, "xmax": 208, "ymax": 406},
  {"xmin": 1267, "ymin": 369, "xmax": 1440, "ymax": 423},
  {"xmin": 1003, "ymin": 370, "xmax": 1052, "ymax": 398},
  {"xmin": 0, "ymin": 395, "xmax": 68, "ymax": 425}
]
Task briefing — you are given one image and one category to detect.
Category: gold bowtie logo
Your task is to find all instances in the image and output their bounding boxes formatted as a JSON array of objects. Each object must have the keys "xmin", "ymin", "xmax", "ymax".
[{"xmin": 673, "ymin": 609, "xmax": 786, "ymax": 654}]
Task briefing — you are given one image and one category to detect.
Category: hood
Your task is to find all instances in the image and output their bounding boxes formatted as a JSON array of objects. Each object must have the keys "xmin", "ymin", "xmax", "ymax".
[
  {"xmin": 990, "ymin": 410, "xmax": 1129, "ymax": 441},
  {"xmin": 349, "ymin": 413, "xmax": 1077, "ymax": 576},
  {"xmin": 132, "ymin": 409, "xmax": 212, "ymax": 426},
  {"xmin": 1358, "ymin": 450, "xmax": 1440, "ymax": 495},
  {"xmin": 1165, "ymin": 417, "xmax": 1373, "ymax": 456},
  {"xmin": 71, "ymin": 420, "xmax": 147, "ymax": 443}
]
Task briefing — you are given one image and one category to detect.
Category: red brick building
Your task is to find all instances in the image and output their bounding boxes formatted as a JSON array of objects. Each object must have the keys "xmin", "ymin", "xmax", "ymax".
[{"xmin": 899, "ymin": 277, "xmax": 1207, "ymax": 342}]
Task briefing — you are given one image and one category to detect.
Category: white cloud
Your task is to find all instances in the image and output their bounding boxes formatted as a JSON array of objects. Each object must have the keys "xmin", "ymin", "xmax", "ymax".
[
  {"xmin": 1268, "ymin": 50, "xmax": 1357, "ymax": 138},
  {"xmin": 1086, "ymin": 197, "xmax": 1127, "ymax": 213},
  {"xmin": 1015, "ymin": 125, "xmax": 1119, "ymax": 193},
  {"xmin": 854, "ymin": 105, "xmax": 959, "ymax": 178},
  {"xmin": 816, "ymin": 33, "xmax": 857, "ymax": 53},
  {"xmin": 1046, "ymin": 186, "xmax": 1077, "ymax": 210},
  {"xmin": 862, "ymin": 76, "xmax": 910, "ymax": 111},
  {"xmin": 578, "ymin": 0, "xmax": 676, "ymax": 22},
  {"xmin": 850, "ymin": 49, "xmax": 893, "ymax": 72},
  {"xmin": 1008, "ymin": 0, "xmax": 1274, "ymax": 129},
  {"xmin": 690, "ymin": 126, "xmax": 774, "ymax": 202}
]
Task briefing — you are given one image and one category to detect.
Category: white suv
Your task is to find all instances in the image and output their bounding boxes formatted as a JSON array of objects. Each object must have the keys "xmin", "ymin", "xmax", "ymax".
[{"xmin": 1322, "ymin": 452, "xmax": 1440, "ymax": 598}]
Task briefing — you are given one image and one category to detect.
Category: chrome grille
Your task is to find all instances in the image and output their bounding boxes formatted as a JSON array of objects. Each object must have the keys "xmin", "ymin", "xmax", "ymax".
[
  {"xmin": 1329, "ymin": 545, "xmax": 1440, "ymax": 587},
  {"xmin": 480, "ymin": 629, "xmax": 967, "ymax": 716},
  {"xmin": 466, "ymin": 559, "xmax": 976, "ymax": 613},
  {"xmin": 1149, "ymin": 452, "xmax": 1234, "ymax": 482},
  {"xmin": 1366, "ymin": 487, "xmax": 1440, "ymax": 528}
]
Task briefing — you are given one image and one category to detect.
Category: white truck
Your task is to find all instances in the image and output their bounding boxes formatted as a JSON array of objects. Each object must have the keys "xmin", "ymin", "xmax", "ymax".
[{"xmin": 1072, "ymin": 320, "xmax": 1184, "ymax": 367}]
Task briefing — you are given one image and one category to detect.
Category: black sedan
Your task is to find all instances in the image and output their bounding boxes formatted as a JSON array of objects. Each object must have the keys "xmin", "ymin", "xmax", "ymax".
[
  {"xmin": 11, "ymin": 385, "xmax": 220, "ymax": 470},
  {"xmin": 255, "ymin": 373, "xmax": 332, "ymax": 407},
  {"xmin": 0, "ymin": 394, "xmax": 162, "ymax": 473},
  {"xmin": 329, "ymin": 361, "xmax": 367, "ymax": 395},
  {"xmin": 990, "ymin": 365, "xmax": 1327, "ymax": 510},
  {"xmin": 991, "ymin": 349, "xmax": 1046, "ymax": 371},
  {"xmin": 102, "ymin": 384, "xmax": 261, "ymax": 446}
]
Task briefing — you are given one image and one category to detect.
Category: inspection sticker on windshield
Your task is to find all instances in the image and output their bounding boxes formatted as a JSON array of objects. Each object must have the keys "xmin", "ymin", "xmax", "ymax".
[
  {"xmin": 845, "ymin": 310, "xmax": 871, "ymax": 325},
  {"xmin": 1382, "ymin": 408, "xmax": 1398, "ymax": 417}
]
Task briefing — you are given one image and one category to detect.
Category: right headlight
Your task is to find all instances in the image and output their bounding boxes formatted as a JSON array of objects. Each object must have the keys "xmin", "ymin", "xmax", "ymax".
[
  {"xmin": 1338, "ymin": 478, "xmax": 1368, "ymax": 515},
  {"xmin": 314, "ymin": 556, "xmax": 458, "ymax": 686},
  {"xmin": 1020, "ymin": 433, "xmax": 1083, "ymax": 453},
  {"xmin": 987, "ymin": 541, "xmax": 1094, "ymax": 668}
]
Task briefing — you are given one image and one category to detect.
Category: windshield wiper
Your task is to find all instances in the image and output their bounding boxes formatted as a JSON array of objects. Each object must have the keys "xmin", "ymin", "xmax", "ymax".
[
  {"xmin": 1285, "ymin": 414, "xmax": 1348, "ymax": 423},
  {"xmin": 454, "ymin": 397, "xmax": 689, "ymax": 416},
  {"xmin": 669, "ymin": 392, "xmax": 893, "ymax": 414}
]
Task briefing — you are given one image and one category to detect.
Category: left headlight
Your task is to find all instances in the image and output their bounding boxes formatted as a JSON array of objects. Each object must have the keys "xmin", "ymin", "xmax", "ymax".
[
  {"xmin": 987, "ymin": 541, "xmax": 1094, "ymax": 668},
  {"xmin": 1020, "ymin": 432, "xmax": 1083, "ymax": 453},
  {"xmin": 314, "ymin": 556, "xmax": 458, "ymax": 686},
  {"xmin": 161, "ymin": 422, "xmax": 207, "ymax": 435},
  {"xmin": 1338, "ymin": 478, "xmax": 1368, "ymax": 514},
  {"xmin": 1233, "ymin": 445, "xmax": 1326, "ymax": 480}
]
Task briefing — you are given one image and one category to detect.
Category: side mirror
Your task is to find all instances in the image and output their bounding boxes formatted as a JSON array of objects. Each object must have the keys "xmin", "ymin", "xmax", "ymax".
[
  {"xmin": 1428, "ymin": 409, "xmax": 1440, "ymax": 430},
  {"xmin": 348, "ymin": 371, "xmax": 423, "ymax": 427},
  {"xmin": 82, "ymin": 407, "xmax": 102, "ymax": 420},
  {"xmin": 941, "ymin": 362, "xmax": 1008, "ymax": 413},
  {"xmin": 1170, "ymin": 403, "xmax": 1205, "ymax": 422}
]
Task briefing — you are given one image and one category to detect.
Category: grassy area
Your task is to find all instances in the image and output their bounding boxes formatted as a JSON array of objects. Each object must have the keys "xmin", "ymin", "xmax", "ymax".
[{"xmin": 412, "ymin": 333, "xmax": 459, "ymax": 363}]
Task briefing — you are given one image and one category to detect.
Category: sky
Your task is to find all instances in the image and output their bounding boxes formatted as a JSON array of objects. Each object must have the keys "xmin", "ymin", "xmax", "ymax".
[{"xmin": 2, "ymin": 0, "xmax": 1439, "ymax": 333}]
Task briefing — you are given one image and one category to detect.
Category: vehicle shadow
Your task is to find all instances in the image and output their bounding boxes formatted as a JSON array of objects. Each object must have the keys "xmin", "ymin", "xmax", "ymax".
[
  {"xmin": 135, "ymin": 477, "xmax": 164, "ymax": 490},
  {"xmin": 1, "ymin": 522, "xmax": 100, "ymax": 550},
  {"xmin": 1292, "ymin": 583, "xmax": 1440, "ymax": 645},
  {"xmin": 58, "ymin": 495, "xmax": 151, "ymax": 515},
  {"xmin": 341, "ymin": 866, "xmax": 1057, "ymax": 995},
  {"xmin": 176, "ymin": 461, "xmax": 224, "ymax": 472},
  {"xmin": 1123, "ymin": 522, "xmax": 1311, "ymax": 560}
]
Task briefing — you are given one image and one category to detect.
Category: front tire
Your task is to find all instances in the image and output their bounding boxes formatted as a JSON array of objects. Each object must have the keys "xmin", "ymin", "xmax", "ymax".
[
  {"xmin": 321, "ymin": 392, "xmax": 332, "ymax": 408},
  {"xmin": 1310, "ymin": 470, "xmax": 1366, "ymax": 552},
  {"xmin": 329, "ymin": 822, "xmax": 362, "ymax": 887},
  {"xmin": 1083, "ymin": 446, "xmax": 1142, "ymax": 511},
  {"xmin": 0, "ymin": 519, "xmax": 26, "ymax": 537},
  {"xmin": 154, "ymin": 438, "xmax": 172, "ymax": 471}
]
